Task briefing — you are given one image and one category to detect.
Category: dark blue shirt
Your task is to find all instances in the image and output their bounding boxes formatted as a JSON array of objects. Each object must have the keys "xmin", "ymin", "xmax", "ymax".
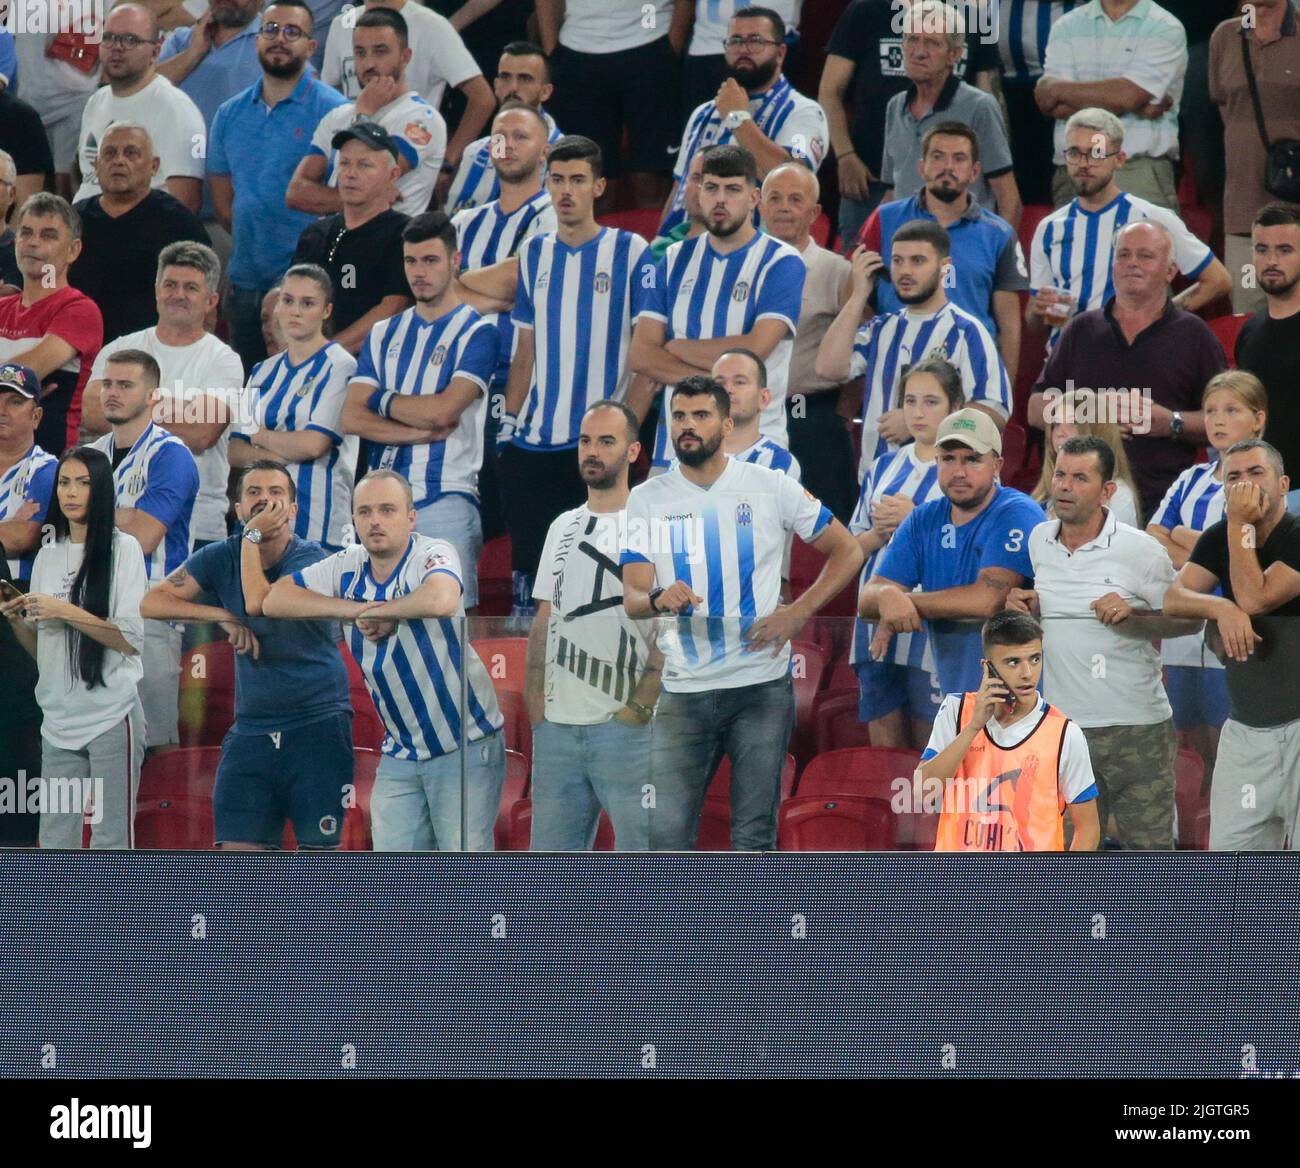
[{"xmin": 186, "ymin": 534, "xmax": 351, "ymax": 735}]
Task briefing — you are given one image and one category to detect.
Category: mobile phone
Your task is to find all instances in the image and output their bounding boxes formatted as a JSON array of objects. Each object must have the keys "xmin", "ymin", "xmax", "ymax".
[
  {"xmin": 0, "ymin": 579, "xmax": 23, "ymax": 603},
  {"xmin": 985, "ymin": 659, "xmax": 1016, "ymax": 707}
]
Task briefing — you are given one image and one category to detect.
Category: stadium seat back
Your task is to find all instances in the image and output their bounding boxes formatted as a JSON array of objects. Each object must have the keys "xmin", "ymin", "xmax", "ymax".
[
  {"xmin": 1207, "ymin": 314, "xmax": 1249, "ymax": 367},
  {"xmin": 1174, "ymin": 748, "xmax": 1208, "ymax": 850},
  {"xmin": 798, "ymin": 745, "xmax": 918, "ymax": 799},
  {"xmin": 477, "ymin": 535, "xmax": 513, "ymax": 616},
  {"xmin": 471, "ymin": 636, "xmax": 529, "ymax": 694},
  {"xmin": 135, "ymin": 795, "xmax": 215, "ymax": 850},
  {"xmin": 178, "ymin": 641, "xmax": 236, "ymax": 747},
  {"xmin": 497, "ymin": 689, "xmax": 533, "ymax": 765},
  {"xmin": 778, "ymin": 796, "xmax": 896, "ymax": 850},
  {"xmin": 495, "ymin": 748, "xmax": 531, "ymax": 849},
  {"xmin": 139, "ymin": 746, "xmax": 222, "ymax": 803},
  {"xmin": 508, "ymin": 798, "xmax": 532, "ymax": 851},
  {"xmin": 340, "ymin": 644, "xmax": 386, "ymax": 750},
  {"xmin": 811, "ymin": 689, "xmax": 872, "ymax": 757},
  {"xmin": 705, "ymin": 753, "xmax": 797, "ymax": 805}
]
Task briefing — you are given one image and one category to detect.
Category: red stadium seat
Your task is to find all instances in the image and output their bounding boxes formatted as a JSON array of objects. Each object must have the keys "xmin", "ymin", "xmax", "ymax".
[
  {"xmin": 340, "ymin": 644, "xmax": 386, "ymax": 750},
  {"xmin": 811, "ymin": 211, "xmax": 831, "ymax": 247},
  {"xmin": 342, "ymin": 748, "xmax": 381, "ymax": 851},
  {"xmin": 695, "ymin": 800, "xmax": 734, "ymax": 850},
  {"xmin": 797, "ymin": 745, "xmax": 918, "ymax": 800},
  {"xmin": 495, "ymin": 748, "xmax": 531, "ymax": 849},
  {"xmin": 477, "ymin": 535, "xmax": 513, "ymax": 616},
  {"xmin": 594, "ymin": 811, "xmax": 615, "ymax": 851},
  {"xmin": 778, "ymin": 796, "xmax": 896, "ymax": 850},
  {"xmin": 790, "ymin": 538, "xmax": 858, "ymax": 618},
  {"xmin": 471, "ymin": 636, "xmax": 530, "ymax": 693},
  {"xmin": 825, "ymin": 656, "xmax": 858, "ymax": 694},
  {"xmin": 177, "ymin": 640, "xmax": 235, "ymax": 747},
  {"xmin": 135, "ymin": 795, "xmax": 215, "ymax": 850},
  {"xmin": 704, "ymin": 752, "xmax": 797, "ymax": 806},
  {"xmin": 1174, "ymin": 748, "xmax": 1208, "ymax": 851},
  {"xmin": 508, "ymin": 798, "xmax": 532, "ymax": 851},
  {"xmin": 497, "ymin": 688, "xmax": 533, "ymax": 765},
  {"xmin": 1207, "ymin": 314, "xmax": 1249, "ymax": 367},
  {"xmin": 139, "ymin": 745, "xmax": 221, "ymax": 803},
  {"xmin": 1017, "ymin": 204, "xmax": 1053, "ymax": 258},
  {"xmin": 811, "ymin": 689, "xmax": 871, "ymax": 757},
  {"xmin": 596, "ymin": 208, "xmax": 663, "ymax": 240}
]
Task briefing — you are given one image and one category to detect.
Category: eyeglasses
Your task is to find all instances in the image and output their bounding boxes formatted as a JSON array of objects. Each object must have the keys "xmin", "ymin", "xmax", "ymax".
[
  {"xmin": 1064, "ymin": 148, "xmax": 1120, "ymax": 163},
  {"xmin": 723, "ymin": 35, "xmax": 780, "ymax": 50},
  {"xmin": 259, "ymin": 22, "xmax": 308, "ymax": 42},
  {"xmin": 102, "ymin": 33, "xmax": 153, "ymax": 48}
]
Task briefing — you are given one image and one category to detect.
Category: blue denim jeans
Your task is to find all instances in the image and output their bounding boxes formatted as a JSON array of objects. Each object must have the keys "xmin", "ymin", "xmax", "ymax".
[
  {"xmin": 530, "ymin": 717, "xmax": 652, "ymax": 851},
  {"xmin": 648, "ymin": 676, "xmax": 795, "ymax": 851},
  {"xmin": 370, "ymin": 731, "xmax": 505, "ymax": 851},
  {"xmin": 414, "ymin": 493, "xmax": 483, "ymax": 608}
]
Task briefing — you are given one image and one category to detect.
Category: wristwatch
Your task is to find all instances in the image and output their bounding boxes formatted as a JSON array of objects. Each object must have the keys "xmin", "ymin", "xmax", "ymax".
[
  {"xmin": 723, "ymin": 109, "xmax": 753, "ymax": 132},
  {"xmin": 1170, "ymin": 411, "xmax": 1185, "ymax": 440},
  {"xmin": 648, "ymin": 586, "xmax": 665, "ymax": 613},
  {"xmin": 243, "ymin": 526, "xmax": 263, "ymax": 545}
]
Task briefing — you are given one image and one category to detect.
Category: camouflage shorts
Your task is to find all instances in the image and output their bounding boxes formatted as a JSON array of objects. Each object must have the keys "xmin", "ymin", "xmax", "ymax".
[{"xmin": 1080, "ymin": 719, "xmax": 1177, "ymax": 850}]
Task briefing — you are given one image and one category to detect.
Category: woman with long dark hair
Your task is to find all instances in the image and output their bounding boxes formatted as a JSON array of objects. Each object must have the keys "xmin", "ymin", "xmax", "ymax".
[{"xmin": 0, "ymin": 448, "xmax": 147, "ymax": 848}]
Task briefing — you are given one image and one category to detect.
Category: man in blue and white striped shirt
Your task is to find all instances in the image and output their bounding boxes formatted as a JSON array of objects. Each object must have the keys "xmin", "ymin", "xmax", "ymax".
[
  {"xmin": 266, "ymin": 469, "xmax": 505, "ymax": 851},
  {"xmin": 817, "ymin": 219, "xmax": 1011, "ymax": 482},
  {"xmin": 629, "ymin": 144, "xmax": 807, "ymax": 472},
  {"xmin": 341, "ymin": 212, "xmax": 500, "ymax": 610}
]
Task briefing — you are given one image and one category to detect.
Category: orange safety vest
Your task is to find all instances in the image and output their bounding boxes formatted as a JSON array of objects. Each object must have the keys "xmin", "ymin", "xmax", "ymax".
[{"xmin": 933, "ymin": 693, "xmax": 1071, "ymax": 853}]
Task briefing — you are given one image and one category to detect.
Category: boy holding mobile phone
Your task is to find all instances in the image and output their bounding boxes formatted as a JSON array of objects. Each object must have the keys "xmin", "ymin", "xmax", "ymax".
[{"xmin": 916, "ymin": 610, "xmax": 1101, "ymax": 852}]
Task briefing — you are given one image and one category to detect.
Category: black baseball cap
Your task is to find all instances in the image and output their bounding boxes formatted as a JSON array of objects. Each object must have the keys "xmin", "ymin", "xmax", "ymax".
[
  {"xmin": 0, "ymin": 363, "xmax": 39, "ymax": 400},
  {"xmin": 330, "ymin": 120, "xmax": 400, "ymax": 161}
]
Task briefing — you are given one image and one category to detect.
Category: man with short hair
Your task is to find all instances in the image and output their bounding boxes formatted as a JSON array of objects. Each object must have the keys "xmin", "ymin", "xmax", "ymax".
[
  {"xmin": 1236, "ymin": 202, "xmax": 1300, "ymax": 481},
  {"xmin": 445, "ymin": 39, "xmax": 562, "ymax": 213},
  {"xmin": 73, "ymin": 3, "xmax": 206, "ymax": 213},
  {"xmin": 817, "ymin": 219, "xmax": 1011, "ymax": 483},
  {"xmin": 527, "ymin": 400, "xmax": 662, "ymax": 851},
  {"xmin": 715, "ymin": 347, "xmax": 800, "ymax": 479},
  {"xmin": 629, "ymin": 144, "xmax": 806, "ymax": 473},
  {"xmin": 83, "ymin": 241, "xmax": 244, "ymax": 553},
  {"xmin": 759, "ymin": 160, "xmax": 856, "ymax": 522},
  {"xmin": 620, "ymin": 375, "xmax": 863, "ymax": 851},
  {"xmin": 265, "ymin": 468, "xmax": 507, "ymax": 852},
  {"xmin": 70, "ymin": 123, "xmax": 210, "ymax": 345},
  {"xmin": 860, "ymin": 120, "xmax": 1028, "ymax": 380},
  {"xmin": 208, "ymin": 0, "xmax": 348, "ymax": 374},
  {"xmin": 1028, "ymin": 219, "xmax": 1228, "ymax": 519},
  {"xmin": 0, "ymin": 92, "xmax": 55, "ymax": 249},
  {"xmin": 659, "ymin": 6, "xmax": 828, "ymax": 238},
  {"xmin": 290, "ymin": 122, "xmax": 413, "ymax": 353},
  {"xmin": 290, "ymin": 7, "xmax": 446, "ymax": 216},
  {"xmin": 141, "ymin": 460, "xmax": 355, "ymax": 850},
  {"xmin": 859, "ymin": 408, "xmax": 1044, "ymax": 696},
  {"xmin": 1165, "ymin": 438, "xmax": 1300, "ymax": 849},
  {"xmin": 0, "ymin": 363, "xmax": 57, "ymax": 585},
  {"xmin": 88, "ymin": 348, "xmax": 200, "ymax": 748},
  {"xmin": 341, "ymin": 212, "xmax": 498, "ymax": 610},
  {"xmin": 1026, "ymin": 107, "xmax": 1230, "ymax": 354},
  {"xmin": 0, "ymin": 194, "xmax": 104, "ymax": 454},
  {"xmin": 1007, "ymin": 434, "xmax": 1195, "ymax": 850}
]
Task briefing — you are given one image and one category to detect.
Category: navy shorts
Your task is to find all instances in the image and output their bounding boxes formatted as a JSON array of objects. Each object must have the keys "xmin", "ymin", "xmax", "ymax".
[
  {"xmin": 856, "ymin": 660, "xmax": 943, "ymax": 724},
  {"xmin": 1165, "ymin": 665, "xmax": 1231, "ymax": 731},
  {"xmin": 214, "ymin": 712, "xmax": 354, "ymax": 847}
]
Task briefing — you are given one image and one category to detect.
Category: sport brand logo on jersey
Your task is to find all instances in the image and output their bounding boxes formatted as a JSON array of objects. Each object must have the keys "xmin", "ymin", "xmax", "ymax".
[
  {"xmin": 593, "ymin": 271, "xmax": 611, "ymax": 294},
  {"xmin": 430, "ymin": 344, "xmax": 448, "ymax": 367},
  {"xmin": 736, "ymin": 502, "xmax": 753, "ymax": 526},
  {"xmin": 731, "ymin": 280, "xmax": 750, "ymax": 303}
]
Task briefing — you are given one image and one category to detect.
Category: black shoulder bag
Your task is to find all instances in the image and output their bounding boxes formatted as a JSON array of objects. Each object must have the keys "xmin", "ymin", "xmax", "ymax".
[{"xmin": 1241, "ymin": 29, "xmax": 1300, "ymax": 202}]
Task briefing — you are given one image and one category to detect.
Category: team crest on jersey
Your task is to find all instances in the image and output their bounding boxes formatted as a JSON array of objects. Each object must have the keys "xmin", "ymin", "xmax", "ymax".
[
  {"xmin": 732, "ymin": 280, "xmax": 750, "ymax": 303},
  {"xmin": 125, "ymin": 471, "xmax": 146, "ymax": 497},
  {"xmin": 679, "ymin": 278, "xmax": 695, "ymax": 297},
  {"xmin": 423, "ymin": 550, "xmax": 452, "ymax": 572},
  {"xmin": 430, "ymin": 344, "xmax": 449, "ymax": 366},
  {"xmin": 295, "ymin": 374, "xmax": 316, "ymax": 399},
  {"xmin": 736, "ymin": 501, "xmax": 753, "ymax": 526},
  {"xmin": 593, "ymin": 271, "xmax": 611, "ymax": 294}
]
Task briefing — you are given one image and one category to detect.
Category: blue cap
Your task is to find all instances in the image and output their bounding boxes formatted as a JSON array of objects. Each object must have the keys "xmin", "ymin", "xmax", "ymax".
[{"xmin": 0, "ymin": 363, "xmax": 39, "ymax": 400}]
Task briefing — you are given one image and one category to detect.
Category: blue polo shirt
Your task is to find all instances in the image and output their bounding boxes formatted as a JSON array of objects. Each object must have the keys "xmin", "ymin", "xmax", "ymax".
[
  {"xmin": 209, "ymin": 72, "xmax": 348, "ymax": 289},
  {"xmin": 863, "ymin": 191, "xmax": 1028, "ymax": 339},
  {"xmin": 877, "ymin": 485, "xmax": 1044, "ymax": 694},
  {"xmin": 185, "ymin": 533, "xmax": 351, "ymax": 736}
]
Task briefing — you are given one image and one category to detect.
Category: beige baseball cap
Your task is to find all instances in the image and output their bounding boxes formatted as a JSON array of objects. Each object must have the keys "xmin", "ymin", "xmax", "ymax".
[{"xmin": 935, "ymin": 408, "xmax": 1002, "ymax": 456}]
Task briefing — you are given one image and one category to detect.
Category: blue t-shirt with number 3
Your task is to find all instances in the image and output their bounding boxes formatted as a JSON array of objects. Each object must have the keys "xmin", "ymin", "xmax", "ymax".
[{"xmin": 876, "ymin": 485, "xmax": 1044, "ymax": 694}]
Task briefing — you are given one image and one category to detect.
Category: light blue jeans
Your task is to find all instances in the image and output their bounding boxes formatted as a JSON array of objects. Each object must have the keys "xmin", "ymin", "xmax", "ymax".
[
  {"xmin": 371, "ymin": 731, "xmax": 505, "ymax": 851},
  {"xmin": 529, "ymin": 717, "xmax": 652, "ymax": 851},
  {"xmin": 415, "ymin": 493, "xmax": 483, "ymax": 608}
]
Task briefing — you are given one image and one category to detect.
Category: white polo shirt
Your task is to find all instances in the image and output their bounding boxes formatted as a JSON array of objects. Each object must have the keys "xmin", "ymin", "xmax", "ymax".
[{"xmin": 1028, "ymin": 509, "xmax": 1175, "ymax": 728}]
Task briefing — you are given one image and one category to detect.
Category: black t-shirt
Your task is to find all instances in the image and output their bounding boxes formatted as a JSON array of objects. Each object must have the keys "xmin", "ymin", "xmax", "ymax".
[
  {"xmin": 292, "ymin": 210, "xmax": 410, "ymax": 335},
  {"xmin": 0, "ymin": 230, "xmax": 19, "ymax": 288},
  {"xmin": 0, "ymin": 559, "xmax": 40, "ymax": 728},
  {"xmin": 1236, "ymin": 309, "xmax": 1300, "ymax": 482},
  {"xmin": 0, "ymin": 90, "xmax": 55, "ymax": 178},
  {"xmin": 68, "ymin": 190, "xmax": 210, "ymax": 345},
  {"xmin": 1189, "ymin": 512, "xmax": 1300, "ymax": 727},
  {"xmin": 1160, "ymin": 0, "xmax": 1241, "ymax": 45},
  {"xmin": 825, "ymin": 0, "xmax": 1001, "ymax": 173}
]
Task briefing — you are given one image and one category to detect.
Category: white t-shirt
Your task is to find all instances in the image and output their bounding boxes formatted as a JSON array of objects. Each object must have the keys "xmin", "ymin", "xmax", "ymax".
[
  {"xmin": 533, "ymin": 505, "xmax": 655, "ymax": 725},
  {"xmin": 1028, "ymin": 510, "xmax": 1175, "ymax": 729},
  {"xmin": 923, "ymin": 693, "xmax": 1098, "ymax": 805},
  {"xmin": 91, "ymin": 329, "xmax": 245, "ymax": 543},
  {"xmin": 29, "ymin": 530, "xmax": 146, "ymax": 750},
  {"xmin": 11, "ymin": 14, "xmax": 100, "ymax": 119},
  {"xmin": 73, "ymin": 75, "xmax": 207, "ymax": 202},
  {"xmin": 559, "ymin": 0, "xmax": 673, "ymax": 53},
  {"xmin": 323, "ymin": 2, "xmax": 480, "ymax": 109},
  {"xmin": 311, "ymin": 92, "xmax": 446, "ymax": 216},
  {"xmin": 688, "ymin": 0, "xmax": 802, "ymax": 55}
]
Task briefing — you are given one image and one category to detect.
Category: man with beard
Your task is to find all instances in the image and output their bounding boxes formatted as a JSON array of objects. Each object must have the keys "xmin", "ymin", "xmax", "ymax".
[
  {"xmin": 525, "ymin": 400, "xmax": 662, "ymax": 851},
  {"xmin": 629, "ymin": 145, "xmax": 806, "ymax": 473},
  {"xmin": 858, "ymin": 122, "xmax": 1027, "ymax": 379},
  {"xmin": 141, "ymin": 460, "xmax": 354, "ymax": 850},
  {"xmin": 1236, "ymin": 203, "xmax": 1300, "ymax": 484},
  {"xmin": 817, "ymin": 219, "xmax": 1010, "ymax": 483},
  {"xmin": 208, "ymin": 0, "xmax": 347, "ymax": 374},
  {"xmin": 858, "ymin": 408, "xmax": 1043, "ymax": 697},
  {"xmin": 72, "ymin": 4, "xmax": 206, "ymax": 214},
  {"xmin": 1026, "ymin": 108, "xmax": 1230, "ymax": 357},
  {"xmin": 658, "ymin": 7, "xmax": 827, "ymax": 238},
  {"xmin": 620, "ymin": 375, "xmax": 862, "ymax": 851},
  {"xmin": 290, "ymin": 7, "xmax": 446, "ymax": 217},
  {"xmin": 341, "ymin": 212, "xmax": 498, "ymax": 610}
]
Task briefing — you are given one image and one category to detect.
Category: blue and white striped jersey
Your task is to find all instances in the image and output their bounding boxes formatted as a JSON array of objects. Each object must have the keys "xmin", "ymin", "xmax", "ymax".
[
  {"xmin": 620, "ymin": 458, "xmax": 831, "ymax": 692},
  {"xmin": 1152, "ymin": 462, "xmax": 1225, "ymax": 670},
  {"xmin": 849, "ymin": 443, "xmax": 943, "ymax": 671},
  {"xmin": 511, "ymin": 227, "xmax": 656, "ymax": 449},
  {"xmin": 353, "ymin": 304, "xmax": 499, "ymax": 508},
  {"xmin": 998, "ymin": 1, "xmax": 1078, "ymax": 85},
  {"xmin": 89, "ymin": 422, "xmax": 199, "ymax": 580},
  {"xmin": 452, "ymin": 190, "xmax": 558, "ymax": 386},
  {"xmin": 1029, "ymin": 192, "xmax": 1214, "ymax": 354},
  {"xmin": 850, "ymin": 300, "xmax": 1011, "ymax": 480},
  {"xmin": 0, "ymin": 443, "xmax": 57, "ymax": 581},
  {"xmin": 643, "ymin": 230, "xmax": 806, "ymax": 466},
  {"xmin": 237, "ymin": 342, "xmax": 359, "ymax": 551},
  {"xmin": 735, "ymin": 434, "xmax": 801, "ymax": 479},
  {"xmin": 293, "ymin": 534, "xmax": 503, "ymax": 761},
  {"xmin": 446, "ymin": 110, "xmax": 562, "ymax": 212}
]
